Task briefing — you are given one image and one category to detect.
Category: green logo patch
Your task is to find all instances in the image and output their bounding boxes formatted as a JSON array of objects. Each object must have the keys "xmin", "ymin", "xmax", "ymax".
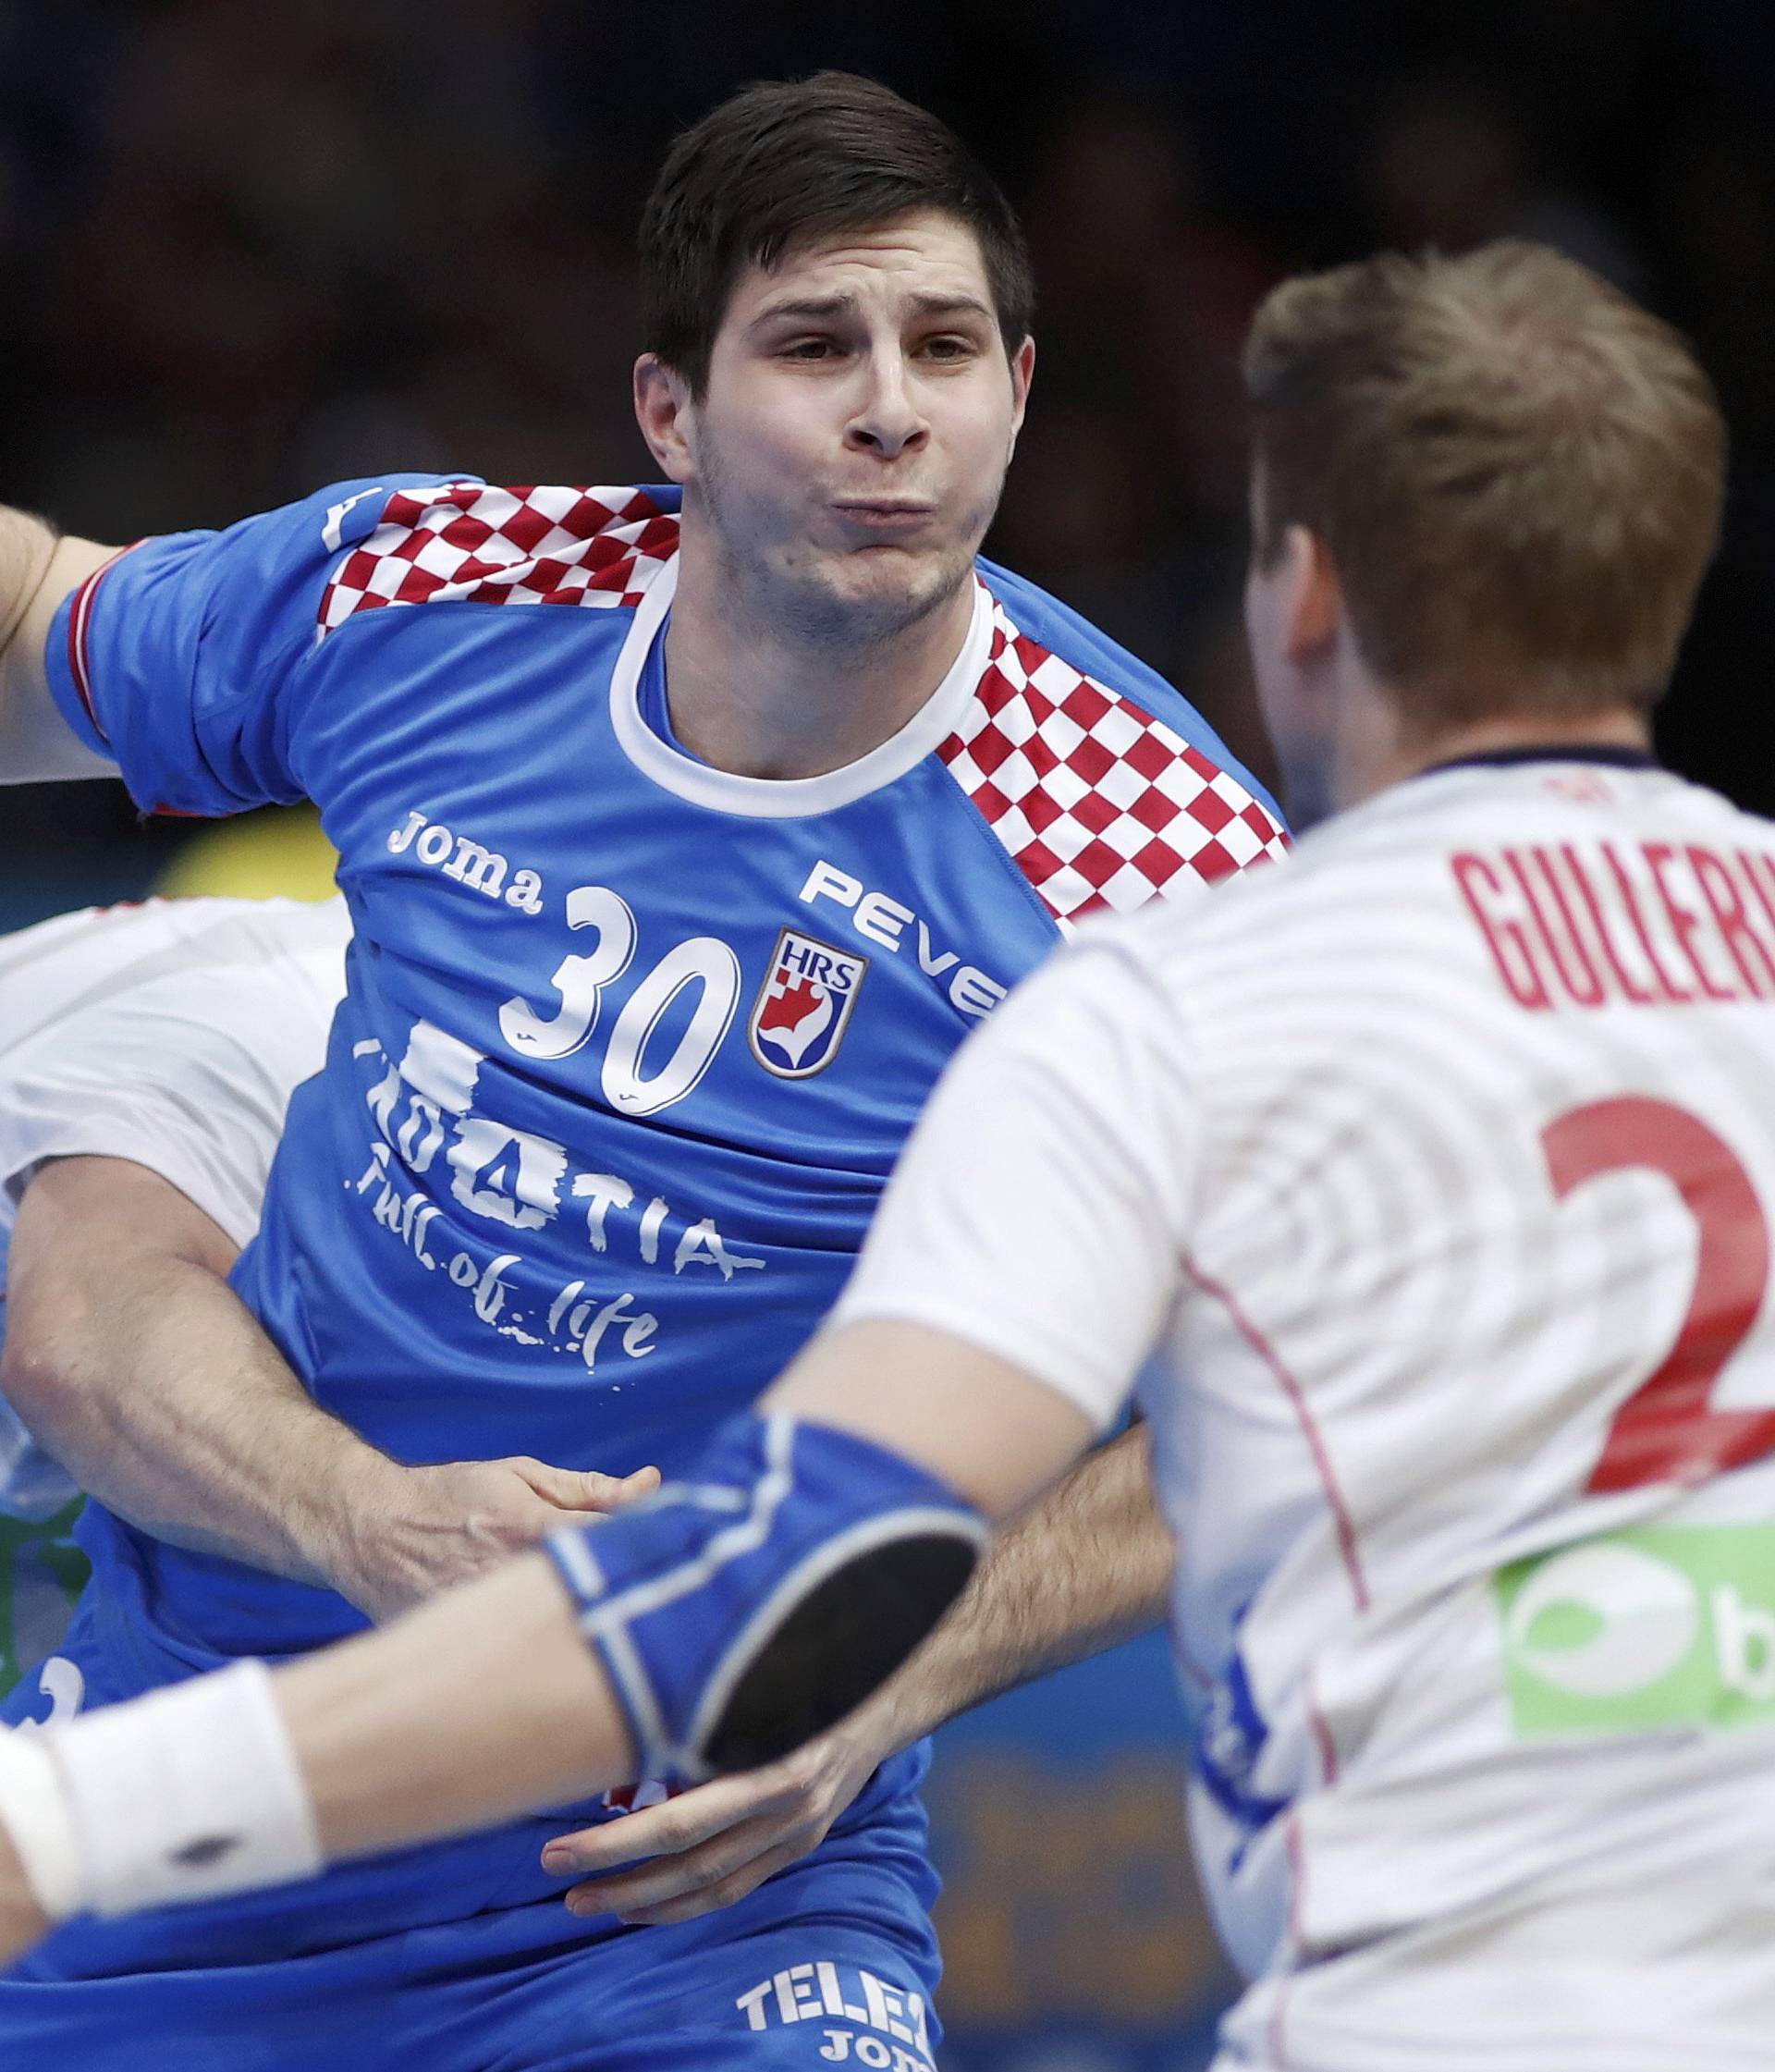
[{"xmin": 1495, "ymin": 1524, "xmax": 1775, "ymax": 1735}]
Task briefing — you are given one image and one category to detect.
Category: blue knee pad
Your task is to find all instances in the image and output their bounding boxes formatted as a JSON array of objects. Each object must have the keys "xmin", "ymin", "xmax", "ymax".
[{"xmin": 545, "ymin": 1414, "xmax": 985, "ymax": 1782}]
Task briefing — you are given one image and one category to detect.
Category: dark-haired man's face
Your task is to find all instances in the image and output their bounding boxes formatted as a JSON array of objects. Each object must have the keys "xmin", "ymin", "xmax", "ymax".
[{"xmin": 650, "ymin": 210, "xmax": 1032, "ymax": 644}]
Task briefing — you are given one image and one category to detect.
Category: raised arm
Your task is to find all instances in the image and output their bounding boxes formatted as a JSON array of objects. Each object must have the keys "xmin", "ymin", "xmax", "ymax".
[
  {"xmin": 0, "ymin": 475, "xmax": 460, "ymax": 818},
  {"xmin": 0, "ymin": 511, "xmax": 116, "ymax": 781}
]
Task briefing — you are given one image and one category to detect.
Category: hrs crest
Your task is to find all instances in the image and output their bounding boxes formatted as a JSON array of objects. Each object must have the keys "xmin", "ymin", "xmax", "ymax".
[{"xmin": 749, "ymin": 930, "xmax": 868, "ymax": 1080}]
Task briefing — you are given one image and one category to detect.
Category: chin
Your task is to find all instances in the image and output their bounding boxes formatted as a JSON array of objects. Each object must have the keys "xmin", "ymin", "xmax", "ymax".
[{"xmin": 830, "ymin": 543, "xmax": 970, "ymax": 621}]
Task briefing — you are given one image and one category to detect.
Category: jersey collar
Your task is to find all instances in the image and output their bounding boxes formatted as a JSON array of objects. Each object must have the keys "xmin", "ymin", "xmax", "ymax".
[
  {"xmin": 607, "ymin": 554, "xmax": 993, "ymax": 819},
  {"xmin": 1418, "ymin": 743, "xmax": 1661, "ymax": 779}
]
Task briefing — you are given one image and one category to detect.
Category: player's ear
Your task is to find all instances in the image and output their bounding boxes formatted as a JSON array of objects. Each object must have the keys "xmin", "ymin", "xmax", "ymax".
[
  {"xmin": 1279, "ymin": 525, "xmax": 1344, "ymax": 665},
  {"xmin": 633, "ymin": 355, "xmax": 697, "ymax": 484},
  {"xmin": 1007, "ymin": 337, "xmax": 1034, "ymax": 452}
]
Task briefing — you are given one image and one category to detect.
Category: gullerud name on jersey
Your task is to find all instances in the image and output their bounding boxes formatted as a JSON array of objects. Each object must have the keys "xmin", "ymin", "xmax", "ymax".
[{"xmin": 1453, "ymin": 839, "xmax": 1775, "ymax": 1011}]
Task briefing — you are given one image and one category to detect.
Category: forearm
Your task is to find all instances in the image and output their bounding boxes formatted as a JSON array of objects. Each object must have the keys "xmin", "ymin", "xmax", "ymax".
[
  {"xmin": 0, "ymin": 509, "xmax": 57, "ymax": 656},
  {"xmin": 0, "ymin": 1400, "xmax": 1000, "ymax": 1942},
  {"xmin": 6, "ymin": 1256, "xmax": 390, "ymax": 1588},
  {"xmin": 277, "ymin": 1551, "xmax": 629, "ymax": 1859},
  {"xmin": 0, "ymin": 513, "xmax": 116, "ymax": 781},
  {"xmin": 1, "ymin": 1159, "xmax": 398, "ymax": 1591},
  {"xmin": 852, "ymin": 1424, "xmax": 1172, "ymax": 1754},
  {"xmin": 0, "ymin": 1550, "xmax": 630, "ymax": 1954}
]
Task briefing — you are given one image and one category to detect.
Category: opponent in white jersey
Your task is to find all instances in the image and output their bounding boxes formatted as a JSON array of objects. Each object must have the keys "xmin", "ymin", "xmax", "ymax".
[
  {"xmin": 0, "ymin": 896, "xmax": 350, "ymax": 1518},
  {"xmin": 0, "ymin": 242, "xmax": 1742, "ymax": 2069},
  {"xmin": 839, "ymin": 754, "xmax": 1775, "ymax": 2069},
  {"xmin": 824, "ymin": 247, "xmax": 1749, "ymax": 2066}
]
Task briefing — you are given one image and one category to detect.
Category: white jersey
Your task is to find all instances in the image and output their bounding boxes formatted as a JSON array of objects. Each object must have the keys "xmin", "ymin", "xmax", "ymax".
[
  {"xmin": 839, "ymin": 756, "xmax": 1775, "ymax": 2070},
  {"xmin": 0, "ymin": 896, "xmax": 349, "ymax": 1517}
]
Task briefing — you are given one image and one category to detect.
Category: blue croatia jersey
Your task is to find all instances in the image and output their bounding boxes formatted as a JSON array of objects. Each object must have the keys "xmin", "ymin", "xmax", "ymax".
[{"xmin": 39, "ymin": 477, "xmax": 1285, "ymax": 1934}]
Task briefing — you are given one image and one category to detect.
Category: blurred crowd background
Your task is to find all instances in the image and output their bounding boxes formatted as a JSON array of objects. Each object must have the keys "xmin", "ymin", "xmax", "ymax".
[{"xmin": 2, "ymin": 5, "xmax": 1772, "ymax": 2065}]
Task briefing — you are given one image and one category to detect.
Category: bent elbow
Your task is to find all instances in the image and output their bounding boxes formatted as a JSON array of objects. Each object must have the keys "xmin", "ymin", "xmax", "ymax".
[{"xmin": 0, "ymin": 1330, "xmax": 78, "ymax": 1434}]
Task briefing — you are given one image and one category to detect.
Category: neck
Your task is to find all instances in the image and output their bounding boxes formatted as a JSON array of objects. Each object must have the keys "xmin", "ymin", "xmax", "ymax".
[
  {"xmin": 1343, "ymin": 691, "xmax": 1653, "ymax": 811},
  {"xmin": 660, "ymin": 528, "xmax": 977, "ymax": 782}
]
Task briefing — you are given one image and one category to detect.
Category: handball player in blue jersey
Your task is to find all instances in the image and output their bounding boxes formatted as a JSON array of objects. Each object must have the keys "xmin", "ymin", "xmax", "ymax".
[{"xmin": 0, "ymin": 72, "xmax": 1282, "ymax": 2071}]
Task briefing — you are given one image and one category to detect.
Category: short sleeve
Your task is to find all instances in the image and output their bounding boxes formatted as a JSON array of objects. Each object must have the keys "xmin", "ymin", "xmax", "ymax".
[
  {"xmin": 44, "ymin": 475, "xmax": 455, "ymax": 816},
  {"xmin": 832, "ymin": 930, "xmax": 1202, "ymax": 1431},
  {"xmin": 0, "ymin": 900, "xmax": 348, "ymax": 1245}
]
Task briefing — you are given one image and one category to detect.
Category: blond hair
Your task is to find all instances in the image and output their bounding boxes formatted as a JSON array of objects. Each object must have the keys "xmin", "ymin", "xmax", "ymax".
[{"xmin": 1244, "ymin": 240, "xmax": 1726, "ymax": 723}]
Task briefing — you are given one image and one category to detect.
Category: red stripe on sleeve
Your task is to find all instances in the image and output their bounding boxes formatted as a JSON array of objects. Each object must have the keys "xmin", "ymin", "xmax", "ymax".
[{"xmin": 64, "ymin": 541, "xmax": 144, "ymax": 746}]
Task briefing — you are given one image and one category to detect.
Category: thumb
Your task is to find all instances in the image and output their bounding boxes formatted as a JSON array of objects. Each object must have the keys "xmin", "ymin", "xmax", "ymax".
[
  {"xmin": 527, "ymin": 1463, "xmax": 659, "ymax": 1514},
  {"xmin": 612, "ymin": 1465, "xmax": 662, "ymax": 1508}
]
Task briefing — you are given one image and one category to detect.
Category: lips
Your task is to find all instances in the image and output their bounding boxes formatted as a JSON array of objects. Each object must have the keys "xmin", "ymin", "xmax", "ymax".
[{"xmin": 830, "ymin": 501, "xmax": 938, "ymax": 531}]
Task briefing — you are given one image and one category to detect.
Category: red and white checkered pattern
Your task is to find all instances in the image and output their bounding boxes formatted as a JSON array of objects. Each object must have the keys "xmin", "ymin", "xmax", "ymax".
[
  {"xmin": 939, "ymin": 597, "xmax": 1289, "ymax": 926},
  {"xmin": 317, "ymin": 484, "xmax": 679, "ymax": 635}
]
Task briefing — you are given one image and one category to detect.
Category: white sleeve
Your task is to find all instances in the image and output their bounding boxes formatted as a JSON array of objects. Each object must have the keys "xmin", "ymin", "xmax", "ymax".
[
  {"xmin": 0, "ymin": 903, "xmax": 346, "ymax": 1248},
  {"xmin": 833, "ymin": 931, "xmax": 1201, "ymax": 1431}
]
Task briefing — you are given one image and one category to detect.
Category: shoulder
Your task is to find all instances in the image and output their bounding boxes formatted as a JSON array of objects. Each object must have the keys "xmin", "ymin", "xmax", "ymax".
[
  {"xmin": 315, "ymin": 482, "xmax": 681, "ymax": 641},
  {"xmin": 1075, "ymin": 771, "xmax": 1584, "ymax": 1023},
  {"xmin": 65, "ymin": 476, "xmax": 680, "ymax": 715},
  {"xmin": 941, "ymin": 564, "xmax": 1289, "ymax": 930},
  {"xmin": 0, "ymin": 895, "xmax": 251, "ymax": 1035},
  {"xmin": 0, "ymin": 897, "xmax": 340, "ymax": 1244},
  {"xmin": 0, "ymin": 896, "xmax": 338, "ymax": 1039}
]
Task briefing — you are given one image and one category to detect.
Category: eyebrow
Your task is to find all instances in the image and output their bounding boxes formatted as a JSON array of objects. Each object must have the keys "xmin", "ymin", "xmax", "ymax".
[{"xmin": 747, "ymin": 289, "xmax": 997, "ymax": 330}]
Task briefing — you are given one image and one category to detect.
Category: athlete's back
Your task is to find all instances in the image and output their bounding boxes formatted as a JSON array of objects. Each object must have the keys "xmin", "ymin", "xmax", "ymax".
[
  {"xmin": 840, "ymin": 747, "xmax": 1775, "ymax": 2066},
  {"xmin": 1126, "ymin": 753, "xmax": 1775, "ymax": 2066},
  {"xmin": 823, "ymin": 239, "xmax": 1757, "ymax": 2070}
]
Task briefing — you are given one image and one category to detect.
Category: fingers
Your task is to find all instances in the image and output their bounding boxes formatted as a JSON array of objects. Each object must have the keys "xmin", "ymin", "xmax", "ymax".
[
  {"xmin": 563, "ymin": 1814, "xmax": 817, "ymax": 1924},
  {"xmin": 541, "ymin": 1766, "xmax": 799, "ymax": 1878},
  {"xmin": 585, "ymin": 1835, "xmax": 815, "ymax": 1928},
  {"xmin": 512, "ymin": 1460, "xmax": 662, "ymax": 1514},
  {"xmin": 540, "ymin": 1761, "xmax": 823, "ymax": 1924}
]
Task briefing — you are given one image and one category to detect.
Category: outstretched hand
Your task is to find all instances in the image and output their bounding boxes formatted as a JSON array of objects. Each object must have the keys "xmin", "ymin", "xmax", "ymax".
[{"xmin": 540, "ymin": 1715, "xmax": 888, "ymax": 1927}]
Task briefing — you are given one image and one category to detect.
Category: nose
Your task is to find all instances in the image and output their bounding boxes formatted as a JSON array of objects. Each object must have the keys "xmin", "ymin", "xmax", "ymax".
[{"xmin": 845, "ymin": 351, "xmax": 929, "ymax": 461}]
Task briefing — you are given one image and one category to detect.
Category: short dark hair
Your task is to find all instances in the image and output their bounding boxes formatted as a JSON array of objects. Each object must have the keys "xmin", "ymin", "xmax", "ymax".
[{"xmin": 640, "ymin": 72, "xmax": 1034, "ymax": 395}]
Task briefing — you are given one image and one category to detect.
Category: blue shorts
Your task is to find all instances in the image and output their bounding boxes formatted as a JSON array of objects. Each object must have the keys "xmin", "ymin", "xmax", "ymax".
[{"xmin": 1, "ymin": 1596, "xmax": 943, "ymax": 2071}]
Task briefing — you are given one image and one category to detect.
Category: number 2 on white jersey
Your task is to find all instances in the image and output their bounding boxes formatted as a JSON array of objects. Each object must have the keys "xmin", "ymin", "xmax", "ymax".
[{"xmin": 1543, "ymin": 1096, "xmax": 1775, "ymax": 1493}]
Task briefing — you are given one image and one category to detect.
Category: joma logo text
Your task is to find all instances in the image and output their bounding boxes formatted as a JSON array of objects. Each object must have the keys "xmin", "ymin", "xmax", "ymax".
[{"xmin": 388, "ymin": 809, "xmax": 544, "ymax": 914}]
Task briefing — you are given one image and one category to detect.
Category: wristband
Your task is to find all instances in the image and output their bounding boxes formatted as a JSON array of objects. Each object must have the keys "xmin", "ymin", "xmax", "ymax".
[
  {"xmin": 0, "ymin": 1725, "xmax": 83, "ymax": 1919},
  {"xmin": 46, "ymin": 1660, "xmax": 324, "ymax": 1919}
]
